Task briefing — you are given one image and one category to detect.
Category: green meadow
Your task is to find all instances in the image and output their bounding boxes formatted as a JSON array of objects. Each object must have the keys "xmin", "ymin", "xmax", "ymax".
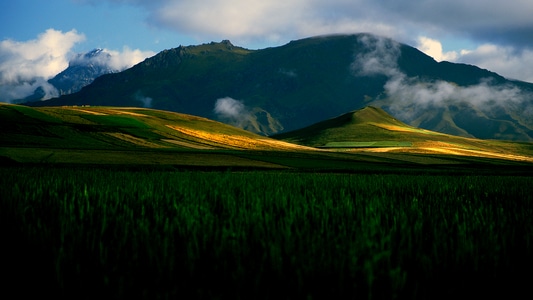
[{"xmin": 2, "ymin": 166, "xmax": 532, "ymax": 299}]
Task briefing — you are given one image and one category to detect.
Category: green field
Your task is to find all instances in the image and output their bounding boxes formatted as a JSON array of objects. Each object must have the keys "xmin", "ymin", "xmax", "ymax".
[{"xmin": 2, "ymin": 166, "xmax": 532, "ymax": 299}]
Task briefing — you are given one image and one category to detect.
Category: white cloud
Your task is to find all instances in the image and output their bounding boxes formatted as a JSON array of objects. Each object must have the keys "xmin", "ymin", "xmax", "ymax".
[
  {"xmin": 384, "ymin": 74, "xmax": 528, "ymax": 121},
  {"xmin": 350, "ymin": 35, "xmax": 532, "ymax": 123},
  {"xmin": 458, "ymin": 44, "xmax": 533, "ymax": 83},
  {"xmin": 0, "ymin": 29, "xmax": 155, "ymax": 102},
  {"xmin": 131, "ymin": 0, "xmax": 404, "ymax": 47},
  {"xmin": 103, "ymin": 47, "xmax": 156, "ymax": 70},
  {"xmin": 0, "ymin": 29, "xmax": 85, "ymax": 102},
  {"xmin": 73, "ymin": 47, "xmax": 156, "ymax": 71},
  {"xmin": 351, "ymin": 34, "xmax": 402, "ymax": 78},
  {"xmin": 213, "ymin": 97, "xmax": 252, "ymax": 127},
  {"xmin": 0, "ymin": 79, "xmax": 59, "ymax": 103},
  {"xmin": 416, "ymin": 36, "xmax": 458, "ymax": 62},
  {"xmin": 0, "ymin": 29, "xmax": 86, "ymax": 84},
  {"xmin": 413, "ymin": 36, "xmax": 533, "ymax": 83},
  {"xmin": 214, "ymin": 97, "xmax": 247, "ymax": 119}
]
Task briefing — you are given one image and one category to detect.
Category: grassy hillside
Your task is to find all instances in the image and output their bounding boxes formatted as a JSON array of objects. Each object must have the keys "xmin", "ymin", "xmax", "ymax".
[
  {"xmin": 2, "ymin": 103, "xmax": 533, "ymax": 168},
  {"xmin": 274, "ymin": 106, "xmax": 533, "ymax": 163},
  {"xmin": 0, "ymin": 103, "xmax": 317, "ymax": 168}
]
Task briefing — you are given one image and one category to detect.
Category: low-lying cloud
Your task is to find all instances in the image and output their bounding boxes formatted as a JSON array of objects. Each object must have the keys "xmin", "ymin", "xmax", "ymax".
[
  {"xmin": 134, "ymin": 91, "xmax": 153, "ymax": 108},
  {"xmin": 213, "ymin": 97, "xmax": 251, "ymax": 126},
  {"xmin": 383, "ymin": 75, "xmax": 529, "ymax": 121},
  {"xmin": 352, "ymin": 35, "xmax": 533, "ymax": 122},
  {"xmin": 0, "ymin": 29, "xmax": 155, "ymax": 103},
  {"xmin": 351, "ymin": 34, "xmax": 401, "ymax": 78}
]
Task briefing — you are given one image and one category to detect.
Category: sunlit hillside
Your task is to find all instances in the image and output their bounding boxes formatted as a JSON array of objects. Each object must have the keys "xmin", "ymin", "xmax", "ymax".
[
  {"xmin": 274, "ymin": 106, "xmax": 533, "ymax": 163},
  {"xmin": 2, "ymin": 103, "xmax": 533, "ymax": 167}
]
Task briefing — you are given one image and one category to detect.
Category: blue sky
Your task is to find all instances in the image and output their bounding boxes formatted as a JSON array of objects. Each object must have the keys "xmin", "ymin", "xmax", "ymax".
[
  {"xmin": 0, "ymin": 0, "xmax": 188, "ymax": 52},
  {"xmin": 2, "ymin": 0, "xmax": 533, "ymax": 102}
]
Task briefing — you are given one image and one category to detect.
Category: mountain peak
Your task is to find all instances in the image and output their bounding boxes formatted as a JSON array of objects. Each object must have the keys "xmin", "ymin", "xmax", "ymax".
[
  {"xmin": 69, "ymin": 48, "xmax": 111, "ymax": 67},
  {"xmin": 221, "ymin": 39, "xmax": 234, "ymax": 47}
]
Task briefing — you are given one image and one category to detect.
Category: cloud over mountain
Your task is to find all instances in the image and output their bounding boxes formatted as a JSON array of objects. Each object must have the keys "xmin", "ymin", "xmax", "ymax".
[
  {"xmin": 72, "ymin": 47, "xmax": 156, "ymax": 72},
  {"xmin": 351, "ymin": 35, "xmax": 533, "ymax": 122},
  {"xmin": 0, "ymin": 29, "xmax": 155, "ymax": 103}
]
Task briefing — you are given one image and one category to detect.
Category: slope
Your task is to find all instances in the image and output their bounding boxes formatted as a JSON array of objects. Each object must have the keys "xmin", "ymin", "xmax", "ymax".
[
  {"xmin": 274, "ymin": 106, "xmax": 533, "ymax": 163},
  {"xmin": 0, "ymin": 103, "xmax": 312, "ymax": 168}
]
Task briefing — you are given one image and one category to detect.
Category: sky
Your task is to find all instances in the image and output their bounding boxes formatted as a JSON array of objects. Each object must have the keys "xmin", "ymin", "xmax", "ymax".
[{"xmin": 1, "ymin": 0, "xmax": 533, "ymax": 102}]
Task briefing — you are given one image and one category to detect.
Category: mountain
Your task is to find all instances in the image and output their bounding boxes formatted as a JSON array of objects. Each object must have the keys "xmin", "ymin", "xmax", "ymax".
[
  {"xmin": 21, "ymin": 49, "xmax": 117, "ymax": 102},
  {"xmin": 48, "ymin": 49, "xmax": 117, "ymax": 95},
  {"xmin": 27, "ymin": 34, "xmax": 533, "ymax": 141}
]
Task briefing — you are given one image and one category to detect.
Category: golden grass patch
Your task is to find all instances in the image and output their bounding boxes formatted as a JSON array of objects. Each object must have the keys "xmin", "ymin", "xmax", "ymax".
[
  {"xmin": 162, "ymin": 139, "xmax": 216, "ymax": 150},
  {"xmin": 166, "ymin": 125, "xmax": 317, "ymax": 151}
]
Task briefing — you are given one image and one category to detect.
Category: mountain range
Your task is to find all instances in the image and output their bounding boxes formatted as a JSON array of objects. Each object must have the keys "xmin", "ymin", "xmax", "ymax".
[{"xmin": 26, "ymin": 33, "xmax": 533, "ymax": 141}]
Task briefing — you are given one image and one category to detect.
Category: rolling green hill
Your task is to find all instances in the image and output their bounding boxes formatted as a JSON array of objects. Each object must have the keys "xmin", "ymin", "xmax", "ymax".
[
  {"xmin": 27, "ymin": 34, "xmax": 533, "ymax": 141},
  {"xmin": 0, "ymin": 103, "xmax": 316, "ymax": 168},
  {"xmin": 2, "ymin": 104, "xmax": 533, "ymax": 168},
  {"xmin": 274, "ymin": 106, "xmax": 533, "ymax": 163}
]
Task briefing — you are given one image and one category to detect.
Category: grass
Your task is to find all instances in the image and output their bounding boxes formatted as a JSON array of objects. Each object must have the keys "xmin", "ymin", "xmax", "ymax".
[
  {"xmin": 323, "ymin": 141, "xmax": 413, "ymax": 148},
  {"xmin": 2, "ymin": 166, "xmax": 532, "ymax": 299}
]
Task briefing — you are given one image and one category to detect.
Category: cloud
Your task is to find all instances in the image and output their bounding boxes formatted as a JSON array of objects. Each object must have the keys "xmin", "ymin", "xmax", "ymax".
[
  {"xmin": 134, "ymin": 91, "xmax": 153, "ymax": 108},
  {"xmin": 416, "ymin": 37, "xmax": 458, "ymax": 62},
  {"xmin": 369, "ymin": 1, "xmax": 533, "ymax": 48},
  {"xmin": 0, "ymin": 29, "xmax": 85, "ymax": 84},
  {"xmin": 457, "ymin": 44, "xmax": 533, "ymax": 83},
  {"xmin": 351, "ymin": 34, "xmax": 401, "ymax": 78},
  {"xmin": 102, "ymin": 47, "xmax": 156, "ymax": 71},
  {"xmin": 213, "ymin": 97, "xmax": 250, "ymax": 126},
  {"xmin": 0, "ymin": 29, "xmax": 155, "ymax": 103},
  {"xmin": 82, "ymin": 1, "xmax": 533, "ymax": 49},
  {"xmin": 350, "ymin": 35, "xmax": 533, "ymax": 122},
  {"xmin": 412, "ymin": 36, "xmax": 533, "ymax": 83},
  {"xmin": 71, "ymin": 47, "xmax": 156, "ymax": 71},
  {"xmin": 0, "ymin": 29, "xmax": 85, "ymax": 102},
  {"xmin": 383, "ymin": 75, "xmax": 530, "ymax": 121},
  {"xmin": 0, "ymin": 79, "xmax": 59, "ymax": 103},
  {"xmin": 81, "ymin": 0, "xmax": 405, "ymax": 47}
]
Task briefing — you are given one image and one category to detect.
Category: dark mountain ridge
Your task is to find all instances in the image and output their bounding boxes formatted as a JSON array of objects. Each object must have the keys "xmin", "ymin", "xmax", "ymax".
[{"xmin": 28, "ymin": 34, "xmax": 533, "ymax": 141}]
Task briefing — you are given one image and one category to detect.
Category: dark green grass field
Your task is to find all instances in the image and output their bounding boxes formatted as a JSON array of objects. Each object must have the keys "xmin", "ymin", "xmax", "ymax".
[{"xmin": 2, "ymin": 165, "xmax": 532, "ymax": 299}]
